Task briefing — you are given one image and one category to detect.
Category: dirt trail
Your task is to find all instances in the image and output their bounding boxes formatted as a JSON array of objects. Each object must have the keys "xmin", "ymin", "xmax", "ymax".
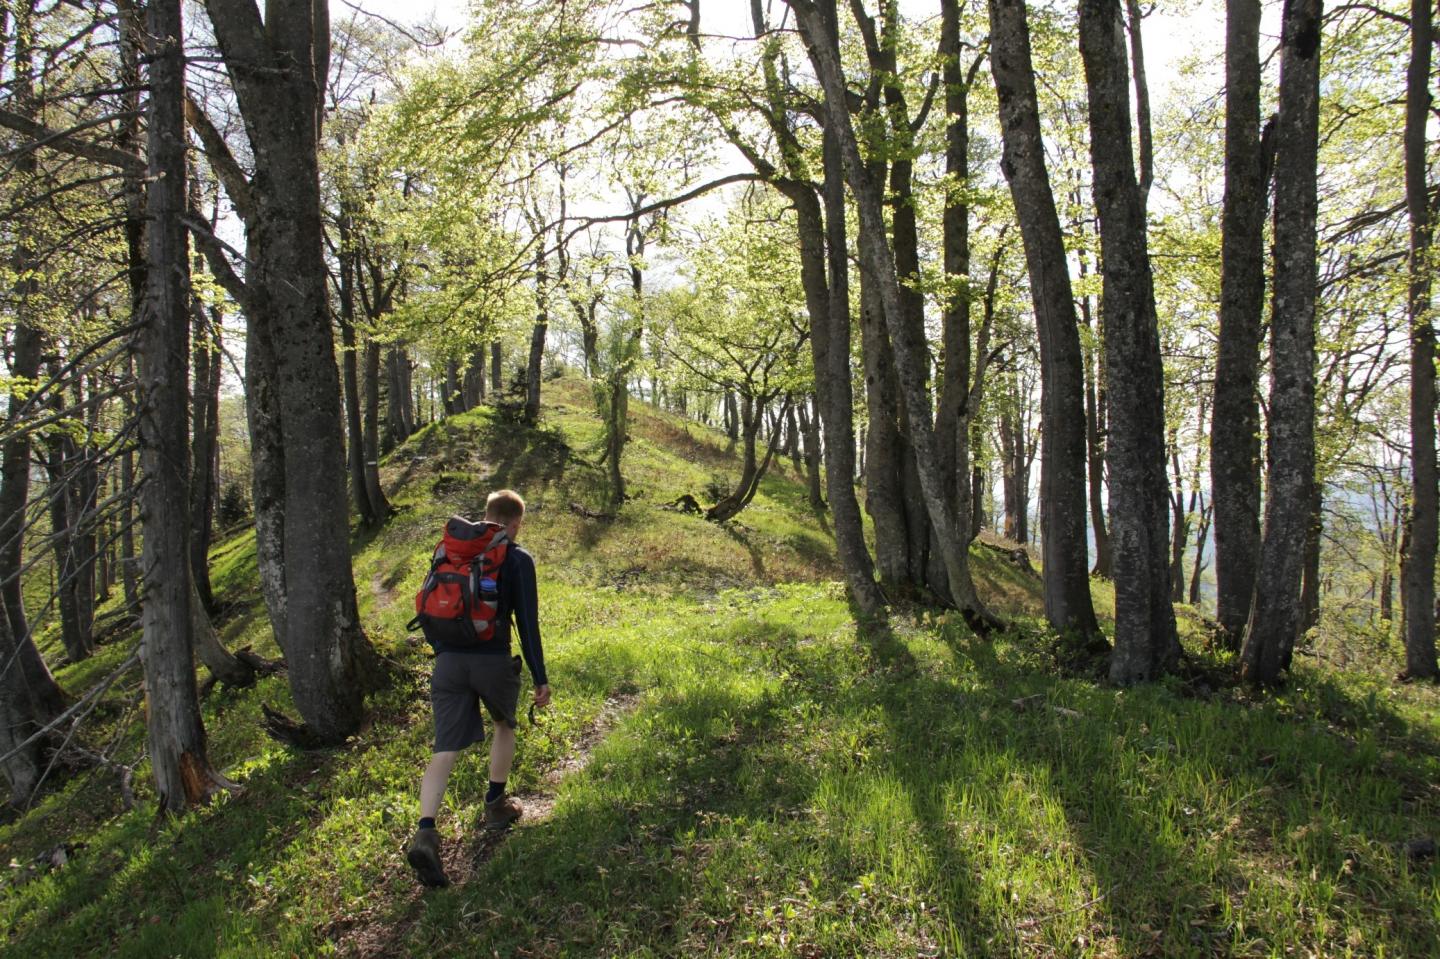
[{"xmin": 336, "ymin": 692, "xmax": 641, "ymax": 958}]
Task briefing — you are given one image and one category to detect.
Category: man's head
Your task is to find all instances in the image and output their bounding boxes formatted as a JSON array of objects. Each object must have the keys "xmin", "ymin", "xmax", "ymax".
[{"xmin": 485, "ymin": 489, "xmax": 526, "ymax": 537}]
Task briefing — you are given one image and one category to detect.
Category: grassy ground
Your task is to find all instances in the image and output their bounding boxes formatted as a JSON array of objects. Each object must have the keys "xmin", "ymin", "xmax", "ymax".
[{"xmin": 3, "ymin": 376, "xmax": 1438, "ymax": 957}]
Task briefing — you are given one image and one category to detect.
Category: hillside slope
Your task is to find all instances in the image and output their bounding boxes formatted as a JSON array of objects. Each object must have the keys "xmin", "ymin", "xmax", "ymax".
[{"xmin": 3, "ymin": 377, "xmax": 1438, "ymax": 958}]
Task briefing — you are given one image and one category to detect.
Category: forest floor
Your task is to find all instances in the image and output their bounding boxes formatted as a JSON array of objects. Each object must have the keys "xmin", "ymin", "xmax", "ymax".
[{"xmin": 3, "ymin": 375, "xmax": 1439, "ymax": 958}]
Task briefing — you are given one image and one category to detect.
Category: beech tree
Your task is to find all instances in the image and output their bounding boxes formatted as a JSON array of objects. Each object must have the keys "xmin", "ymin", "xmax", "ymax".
[
  {"xmin": 985, "ymin": 0, "xmax": 1098, "ymax": 640},
  {"xmin": 1401, "ymin": 0, "xmax": 1436, "ymax": 679},
  {"xmin": 1079, "ymin": 0, "xmax": 1180, "ymax": 683},
  {"xmin": 136, "ymin": 0, "xmax": 230, "ymax": 810},
  {"xmin": 1240, "ymin": 0, "xmax": 1324, "ymax": 686},
  {"xmin": 1211, "ymin": 0, "xmax": 1268, "ymax": 646},
  {"xmin": 193, "ymin": 0, "xmax": 378, "ymax": 740}
]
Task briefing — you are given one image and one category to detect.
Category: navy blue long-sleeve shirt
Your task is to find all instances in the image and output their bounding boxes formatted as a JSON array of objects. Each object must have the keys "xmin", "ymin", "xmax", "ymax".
[{"xmin": 434, "ymin": 544, "xmax": 547, "ymax": 687}]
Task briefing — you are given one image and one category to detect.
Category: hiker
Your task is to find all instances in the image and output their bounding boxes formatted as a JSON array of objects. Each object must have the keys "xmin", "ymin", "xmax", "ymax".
[{"xmin": 406, "ymin": 489, "xmax": 551, "ymax": 888}]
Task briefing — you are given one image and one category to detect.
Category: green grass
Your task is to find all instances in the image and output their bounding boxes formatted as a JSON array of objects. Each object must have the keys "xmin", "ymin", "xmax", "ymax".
[{"xmin": 3, "ymin": 376, "xmax": 1438, "ymax": 957}]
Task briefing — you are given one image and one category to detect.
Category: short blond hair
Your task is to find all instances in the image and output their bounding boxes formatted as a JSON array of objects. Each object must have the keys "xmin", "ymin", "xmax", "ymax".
[{"xmin": 485, "ymin": 489, "xmax": 526, "ymax": 524}]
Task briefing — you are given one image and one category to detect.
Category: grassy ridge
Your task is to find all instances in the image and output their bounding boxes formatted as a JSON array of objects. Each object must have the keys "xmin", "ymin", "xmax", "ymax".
[{"xmin": 2, "ymin": 377, "xmax": 1438, "ymax": 957}]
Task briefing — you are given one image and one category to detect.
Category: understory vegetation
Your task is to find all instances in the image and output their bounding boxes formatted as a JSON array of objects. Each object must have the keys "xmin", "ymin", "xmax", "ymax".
[{"xmin": 3, "ymin": 381, "xmax": 1437, "ymax": 958}]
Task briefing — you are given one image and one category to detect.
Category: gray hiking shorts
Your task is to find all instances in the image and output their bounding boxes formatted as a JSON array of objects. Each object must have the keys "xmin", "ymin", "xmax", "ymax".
[{"xmin": 430, "ymin": 652, "xmax": 522, "ymax": 752}]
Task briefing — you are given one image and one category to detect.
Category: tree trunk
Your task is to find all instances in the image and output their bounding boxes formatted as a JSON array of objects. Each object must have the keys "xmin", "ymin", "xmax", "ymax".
[
  {"xmin": 191, "ymin": 580, "xmax": 255, "ymax": 687},
  {"xmin": 246, "ymin": 290, "xmax": 290, "ymax": 652},
  {"xmin": 1000, "ymin": 394, "xmax": 1028, "ymax": 543},
  {"xmin": 1, "ymin": 2, "xmax": 67, "ymax": 715},
  {"xmin": 811, "ymin": 67, "xmax": 883, "ymax": 613},
  {"xmin": 48, "ymin": 434, "xmax": 92, "ymax": 662},
  {"xmin": 337, "ymin": 209, "xmax": 376, "ymax": 526},
  {"xmin": 798, "ymin": 398, "xmax": 825, "ymax": 510},
  {"xmin": 1212, "ymin": 0, "xmax": 1267, "ymax": 647},
  {"xmin": 491, "ymin": 340, "xmax": 502, "ymax": 396},
  {"xmin": 707, "ymin": 393, "xmax": 783, "ymax": 523},
  {"xmin": 0, "ymin": 592, "xmax": 42, "ymax": 807},
  {"xmin": 795, "ymin": 0, "xmax": 994, "ymax": 628},
  {"xmin": 1189, "ymin": 498, "xmax": 1212, "ymax": 606},
  {"xmin": 1402, "ymin": 0, "xmax": 1437, "ymax": 680},
  {"xmin": 205, "ymin": 0, "xmax": 377, "ymax": 739},
  {"xmin": 986, "ymin": 0, "xmax": 1099, "ymax": 638},
  {"xmin": 444, "ymin": 358, "xmax": 462, "ymax": 415},
  {"xmin": 1078, "ymin": 251, "xmax": 1112, "ymax": 577},
  {"xmin": 1240, "ymin": 0, "xmax": 1322, "ymax": 686},
  {"xmin": 861, "ymin": 259, "xmax": 914, "ymax": 586},
  {"xmin": 525, "ymin": 253, "xmax": 548, "ymax": 422},
  {"xmin": 1079, "ymin": 0, "xmax": 1180, "ymax": 682},
  {"xmin": 384, "ymin": 347, "xmax": 412, "ymax": 449},
  {"xmin": 362, "ymin": 339, "xmax": 391, "ymax": 519},
  {"xmin": 1298, "ymin": 478, "xmax": 1323, "ymax": 648},
  {"xmin": 1169, "ymin": 444, "xmax": 1190, "ymax": 603},
  {"xmin": 463, "ymin": 346, "xmax": 485, "ymax": 407},
  {"xmin": 190, "ymin": 297, "xmax": 223, "ymax": 608},
  {"xmin": 138, "ymin": 0, "xmax": 229, "ymax": 812}
]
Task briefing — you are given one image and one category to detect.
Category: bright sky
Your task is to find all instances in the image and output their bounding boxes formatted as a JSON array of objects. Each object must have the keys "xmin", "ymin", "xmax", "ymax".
[{"xmin": 347, "ymin": 0, "xmax": 1254, "ymax": 103}]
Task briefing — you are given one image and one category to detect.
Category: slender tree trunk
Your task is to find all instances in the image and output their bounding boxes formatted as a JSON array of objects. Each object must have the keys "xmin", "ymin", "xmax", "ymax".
[
  {"xmin": 1189, "ymin": 498, "xmax": 1212, "ymax": 606},
  {"xmin": 812, "ymin": 72, "xmax": 883, "ymax": 610},
  {"xmin": 799, "ymin": 398, "xmax": 825, "ymax": 509},
  {"xmin": 1298, "ymin": 478, "xmax": 1323, "ymax": 646},
  {"xmin": 1212, "ymin": 0, "xmax": 1267, "ymax": 647},
  {"xmin": 1240, "ymin": 0, "xmax": 1322, "ymax": 686},
  {"xmin": 1402, "ymin": 0, "xmax": 1437, "ymax": 680},
  {"xmin": 384, "ymin": 347, "xmax": 409, "ymax": 448},
  {"xmin": 337, "ymin": 209, "xmax": 376, "ymax": 525},
  {"xmin": 444, "ymin": 358, "xmax": 461, "ymax": 415},
  {"xmin": 361, "ymin": 339, "xmax": 391, "ymax": 519},
  {"xmin": 986, "ymin": 0, "xmax": 1098, "ymax": 638},
  {"xmin": 138, "ymin": 0, "xmax": 229, "ymax": 811},
  {"xmin": 1080, "ymin": 0, "xmax": 1180, "ymax": 681},
  {"xmin": 49, "ymin": 434, "xmax": 92, "ymax": 662},
  {"xmin": 1, "ymin": 3, "xmax": 66, "ymax": 716},
  {"xmin": 190, "ymin": 296, "xmax": 223, "ymax": 608},
  {"xmin": 1078, "ymin": 251, "xmax": 1112, "ymax": 577},
  {"xmin": 1169, "ymin": 445, "xmax": 1190, "ymax": 603},
  {"xmin": 525, "ymin": 253, "xmax": 548, "ymax": 422},
  {"xmin": 491, "ymin": 340, "xmax": 502, "ymax": 397},
  {"xmin": 119, "ymin": 0, "xmax": 142, "ymax": 616}
]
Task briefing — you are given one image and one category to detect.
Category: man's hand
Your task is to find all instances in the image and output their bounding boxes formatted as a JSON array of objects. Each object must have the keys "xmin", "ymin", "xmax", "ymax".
[{"xmin": 533, "ymin": 684, "xmax": 551, "ymax": 708}]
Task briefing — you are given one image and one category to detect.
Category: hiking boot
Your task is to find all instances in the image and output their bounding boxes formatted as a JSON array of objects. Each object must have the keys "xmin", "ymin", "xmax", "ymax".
[
  {"xmin": 483, "ymin": 795, "xmax": 523, "ymax": 831},
  {"xmin": 405, "ymin": 827, "xmax": 449, "ymax": 887}
]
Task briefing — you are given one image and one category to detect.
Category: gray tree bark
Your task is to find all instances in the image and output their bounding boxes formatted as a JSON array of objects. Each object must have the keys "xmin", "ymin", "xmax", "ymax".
[
  {"xmin": 1402, "ymin": 0, "xmax": 1436, "ymax": 679},
  {"xmin": 793, "ymin": 0, "xmax": 996, "ymax": 631},
  {"xmin": 0, "ymin": 592, "xmax": 41, "ymax": 807},
  {"xmin": 1240, "ymin": 0, "xmax": 1322, "ymax": 686},
  {"xmin": 138, "ymin": 0, "xmax": 230, "ymax": 811},
  {"xmin": 203, "ymin": 0, "xmax": 377, "ymax": 738},
  {"xmin": 1, "ymin": 1, "xmax": 66, "ymax": 715},
  {"xmin": 1212, "ymin": 0, "xmax": 1267, "ymax": 646},
  {"xmin": 986, "ymin": 0, "xmax": 1099, "ymax": 638},
  {"xmin": 1080, "ymin": 0, "xmax": 1180, "ymax": 682},
  {"xmin": 189, "ymin": 292, "xmax": 223, "ymax": 609},
  {"xmin": 361, "ymin": 339, "xmax": 391, "ymax": 519}
]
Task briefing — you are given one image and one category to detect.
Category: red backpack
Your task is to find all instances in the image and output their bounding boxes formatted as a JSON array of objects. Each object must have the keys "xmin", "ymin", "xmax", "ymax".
[{"xmin": 407, "ymin": 516, "xmax": 510, "ymax": 649}]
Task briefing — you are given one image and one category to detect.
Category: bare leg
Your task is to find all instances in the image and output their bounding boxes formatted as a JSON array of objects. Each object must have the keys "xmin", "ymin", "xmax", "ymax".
[
  {"xmin": 419, "ymin": 750, "xmax": 459, "ymax": 819},
  {"xmin": 489, "ymin": 723, "xmax": 516, "ymax": 784}
]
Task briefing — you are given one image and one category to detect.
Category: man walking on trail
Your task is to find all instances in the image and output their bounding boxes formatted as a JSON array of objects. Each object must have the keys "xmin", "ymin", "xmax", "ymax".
[{"xmin": 407, "ymin": 489, "xmax": 551, "ymax": 888}]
